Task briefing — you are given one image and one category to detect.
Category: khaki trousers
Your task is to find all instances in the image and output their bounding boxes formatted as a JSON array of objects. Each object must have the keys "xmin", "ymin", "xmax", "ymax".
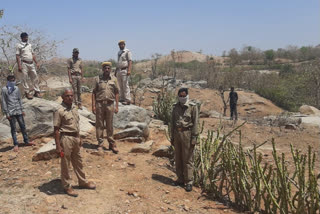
[
  {"xmin": 116, "ymin": 69, "xmax": 131, "ymax": 102},
  {"xmin": 71, "ymin": 75, "xmax": 82, "ymax": 105},
  {"xmin": 21, "ymin": 62, "xmax": 40, "ymax": 94},
  {"xmin": 173, "ymin": 130, "xmax": 195, "ymax": 185},
  {"xmin": 60, "ymin": 135, "xmax": 87, "ymax": 189},
  {"xmin": 95, "ymin": 102, "xmax": 115, "ymax": 145}
]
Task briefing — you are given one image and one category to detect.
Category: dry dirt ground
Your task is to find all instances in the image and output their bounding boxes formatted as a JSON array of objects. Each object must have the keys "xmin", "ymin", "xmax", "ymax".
[{"xmin": 1, "ymin": 86, "xmax": 320, "ymax": 214}]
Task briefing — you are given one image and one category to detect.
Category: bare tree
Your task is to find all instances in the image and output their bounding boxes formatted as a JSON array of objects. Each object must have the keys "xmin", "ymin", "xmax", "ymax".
[{"xmin": 0, "ymin": 25, "xmax": 62, "ymax": 83}]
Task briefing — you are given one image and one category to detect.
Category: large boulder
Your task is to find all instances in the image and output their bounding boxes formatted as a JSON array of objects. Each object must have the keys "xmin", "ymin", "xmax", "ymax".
[
  {"xmin": 299, "ymin": 105, "xmax": 320, "ymax": 116},
  {"xmin": 130, "ymin": 140, "xmax": 154, "ymax": 153},
  {"xmin": 114, "ymin": 103, "xmax": 151, "ymax": 129},
  {"xmin": 0, "ymin": 98, "xmax": 94, "ymax": 140},
  {"xmin": 0, "ymin": 123, "xmax": 11, "ymax": 141},
  {"xmin": 32, "ymin": 139, "xmax": 58, "ymax": 161}
]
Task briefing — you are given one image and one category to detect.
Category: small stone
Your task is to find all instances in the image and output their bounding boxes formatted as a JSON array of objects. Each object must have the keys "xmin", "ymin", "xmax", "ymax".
[
  {"xmin": 45, "ymin": 196, "xmax": 56, "ymax": 204},
  {"xmin": 61, "ymin": 205, "xmax": 67, "ymax": 209}
]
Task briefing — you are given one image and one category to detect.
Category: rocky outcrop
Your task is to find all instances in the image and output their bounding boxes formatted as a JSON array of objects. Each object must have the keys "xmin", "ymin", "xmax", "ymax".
[
  {"xmin": 299, "ymin": 105, "xmax": 320, "ymax": 116},
  {"xmin": 0, "ymin": 98, "xmax": 95, "ymax": 141},
  {"xmin": 130, "ymin": 140, "xmax": 154, "ymax": 153},
  {"xmin": 32, "ymin": 139, "xmax": 58, "ymax": 161}
]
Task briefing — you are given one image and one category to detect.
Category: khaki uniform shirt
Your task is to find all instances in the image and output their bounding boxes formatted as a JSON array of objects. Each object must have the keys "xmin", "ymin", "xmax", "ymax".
[
  {"xmin": 117, "ymin": 48, "xmax": 132, "ymax": 69},
  {"xmin": 171, "ymin": 101, "xmax": 199, "ymax": 137},
  {"xmin": 53, "ymin": 102, "xmax": 80, "ymax": 133},
  {"xmin": 67, "ymin": 57, "xmax": 83, "ymax": 74},
  {"xmin": 16, "ymin": 42, "xmax": 34, "ymax": 62},
  {"xmin": 93, "ymin": 74, "xmax": 119, "ymax": 102}
]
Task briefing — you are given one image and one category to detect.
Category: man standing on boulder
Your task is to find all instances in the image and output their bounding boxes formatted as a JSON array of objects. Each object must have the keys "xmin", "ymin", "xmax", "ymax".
[
  {"xmin": 53, "ymin": 89, "xmax": 96, "ymax": 197},
  {"xmin": 92, "ymin": 62, "xmax": 119, "ymax": 154},
  {"xmin": 1, "ymin": 75, "xmax": 35, "ymax": 152},
  {"xmin": 227, "ymin": 87, "xmax": 238, "ymax": 120},
  {"xmin": 16, "ymin": 32, "xmax": 41, "ymax": 99},
  {"xmin": 116, "ymin": 40, "xmax": 132, "ymax": 105},
  {"xmin": 67, "ymin": 48, "xmax": 84, "ymax": 109},
  {"xmin": 171, "ymin": 88, "xmax": 199, "ymax": 192}
]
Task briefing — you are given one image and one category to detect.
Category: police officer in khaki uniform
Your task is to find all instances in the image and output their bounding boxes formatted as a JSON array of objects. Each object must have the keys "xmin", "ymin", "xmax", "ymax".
[
  {"xmin": 54, "ymin": 89, "xmax": 96, "ymax": 197},
  {"xmin": 171, "ymin": 88, "xmax": 199, "ymax": 192},
  {"xmin": 67, "ymin": 48, "xmax": 84, "ymax": 109},
  {"xmin": 92, "ymin": 62, "xmax": 120, "ymax": 154},
  {"xmin": 116, "ymin": 40, "xmax": 132, "ymax": 105}
]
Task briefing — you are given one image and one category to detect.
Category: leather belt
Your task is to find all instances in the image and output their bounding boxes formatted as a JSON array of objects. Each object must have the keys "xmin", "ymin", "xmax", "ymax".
[
  {"xmin": 96, "ymin": 100, "xmax": 114, "ymax": 105},
  {"xmin": 71, "ymin": 72, "xmax": 81, "ymax": 76},
  {"xmin": 120, "ymin": 67, "xmax": 128, "ymax": 70},
  {"xmin": 177, "ymin": 127, "xmax": 191, "ymax": 132},
  {"xmin": 22, "ymin": 60, "xmax": 33, "ymax": 64},
  {"xmin": 61, "ymin": 132, "xmax": 79, "ymax": 137}
]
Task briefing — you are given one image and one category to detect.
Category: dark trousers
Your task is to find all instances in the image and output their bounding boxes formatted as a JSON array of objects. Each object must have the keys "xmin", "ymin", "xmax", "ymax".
[
  {"xmin": 230, "ymin": 104, "xmax": 237, "ymax": 120},
  {"xmin": 9, "ymin": 114, "xmax": 29, "ymax": 146}
]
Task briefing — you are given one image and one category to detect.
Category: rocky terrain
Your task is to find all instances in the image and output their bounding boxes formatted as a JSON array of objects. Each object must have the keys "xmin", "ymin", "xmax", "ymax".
[{"xmin": 1, "ymin": 75, "xmax": 320, "ymax": 214}]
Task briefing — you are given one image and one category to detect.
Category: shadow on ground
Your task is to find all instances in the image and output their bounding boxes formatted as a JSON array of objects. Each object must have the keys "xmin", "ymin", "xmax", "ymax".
[
  {"xmin": 152, "ymin": 174, "xmax": 175, "ymax": 186},
  {"xmin": 38, "ymin": 179, "xmax": 65, "ymax": 195}
]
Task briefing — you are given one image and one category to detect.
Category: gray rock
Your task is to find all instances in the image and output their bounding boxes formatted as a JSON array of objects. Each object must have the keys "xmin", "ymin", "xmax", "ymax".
[
  {"xmin": 130, "ymin": 140, "xmax": 154, "ymax": 153},
  {"xmin": 32, "ymin": 139, "xmax": 58, "ymax": 161},
  {"xmin": 0, "ymin": 123, "xmax": 11, "ymax": 141},
  {"xmin": 0, "ymin": 98, "xmax": 94, "ymax": 139},
  {"xmin": 81, "ymin": 86, "xmax": 91, "ymax": 93},
  {"xmin": 114, "ymin": 127, "xmax": 143, "ymax": 139},
  {"xmin": 285, "ymin": 124, "xmax": 297, "ymax": 130},
  {"xmin": 125, "ymin": 122, "xmax": 149, "ymax": 138},
  {"xmin": 118, "ymin": 137, "xmax": 144, "ymax": 143},
  {"xmin": 114, "ymin": 103, "xmax": 151, "ymax": 129},
  {"xmin": 152, "ymin": 145, "xmax": 173, "ymax": 158}
]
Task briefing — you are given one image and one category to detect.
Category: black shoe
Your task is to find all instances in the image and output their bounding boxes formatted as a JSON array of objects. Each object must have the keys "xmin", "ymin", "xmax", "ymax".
[{"xmin": 185, "ymin": 184, "xmax": 192, "ymax": 192}]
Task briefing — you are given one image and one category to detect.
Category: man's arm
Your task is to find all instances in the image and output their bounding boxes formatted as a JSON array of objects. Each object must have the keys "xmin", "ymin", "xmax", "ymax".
[
  {"xmin": 115, "ymin": 93, "xmax": 119, "ymax": 114},
  {"xmin": 54, "ymin": 127, "xmax": 62, "ymax": 154},
  {"xmin": 32, "ymin": 53, "xmax": 39, "ymax": 70},
  {"xmin": 170, "ymin": 108, "xmax": 175, "ymax": 145},
  {"xmin": 17, "ymin": 88, "xmax": 25, "ymax": 116},
  {"xmin": 92, "ymin": 91, "xmax": 96, "ymax": 115},
  {"xmin": 127, "ymin": 60, "xmax": 132, "ymax": 76},
  {"xmin": 16, "ymin": 55, "xmax": 22, "ymax": 72},
  {"xmin": 1, "ymin": 90, "xmax": 9, "ymax": 119},
  {"xmin": 80, "ymin": 60, "xmax": 84, "ymax": 80},
  {"xmin": 191, "ymin": 105, "xmax": 199, "ymax": 145}
]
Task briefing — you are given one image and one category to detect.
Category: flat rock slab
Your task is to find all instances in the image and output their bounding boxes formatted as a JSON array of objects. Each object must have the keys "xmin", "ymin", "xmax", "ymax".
[
  {"xmin": 152, "ymin": 145, "xmax": 172, "ymax": 158},
  {"xmin": 114, "ymin": 127, "xmax": 143, "ymax": 140},
  {"xmin": 32, "ymin": 139, "xmax": 58, "ymax": 161},
  {"xmin": 118, "ymin": 137, "xmax": 144, "ymax": 143},
  {"xmin": 130, "ymin": 140, "xmax": 154, "ymax": 153},
  {"xmin": 125, "ymin": 122, "xmax": 149, "ymax": 138}
]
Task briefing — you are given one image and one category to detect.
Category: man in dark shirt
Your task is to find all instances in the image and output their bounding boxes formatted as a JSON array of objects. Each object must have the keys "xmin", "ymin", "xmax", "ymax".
[{"xmin": 227, "ymin": 87, "xmax": 238, "ymax": 120}]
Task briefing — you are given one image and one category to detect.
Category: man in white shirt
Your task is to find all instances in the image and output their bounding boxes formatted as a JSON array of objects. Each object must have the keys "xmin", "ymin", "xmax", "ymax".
[
  {"xmin": 116, "ymin": 40, "xmax": 132, "ymax": 105},
  {"xmin": 16, "ymin": 32, "xmax": 40, "ymax": 99}
]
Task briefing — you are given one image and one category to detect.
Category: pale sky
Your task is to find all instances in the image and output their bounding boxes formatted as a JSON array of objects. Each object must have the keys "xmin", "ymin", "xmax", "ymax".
[{"xmin": 1, "ymin": 0, "xmax": 319, "ymax": 61}]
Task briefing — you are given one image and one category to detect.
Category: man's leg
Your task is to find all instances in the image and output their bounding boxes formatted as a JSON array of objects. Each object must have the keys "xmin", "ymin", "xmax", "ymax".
[
  {"xmin": 181, "ymin": 131, "xmax": 194, "ymax": 186},
  {"xmin": 234, "ymin": 105, "xmax": 238, "ymax": 120},
  {"xmin": 95, "ymin": 103, "xmax": 105, "ymax": 146},
  {"xmin": 230, "ymin": 105, "xmax": 234, "ymax": 120},
  {"xmin": 123, "ymin": 69, "xmax": 131, "ymax": 104},
  {"xmin": 60, "ymin": 135, "xmax": 73, "ymax": 190},
  {"xmin": 28, "ymin": 64, "xmax": 40, "ymax": 95},
  {"xmin": 21, "ymin": 63, "xmax": 31, "ymax": 98},
  {"xmin": 70, "ymin": 137, "xmax": 87, "ymax": 186},
  {"xmin": 16, "ymin": 114, "xmax": 29, "ymax": 144},
  {"xmin": 9, "ymin": 115, "xmax": 19, "ymax": 147},
  {"xmin": 76, "ymin": 77, "xmax": 82, "ymax": 108},
  {"xmin": 106, "ymin": 104, "xmax": 118, "ymax": 153},
  {"xmin": 71, "ymin": 76, "xmax": 78, "ymax": 105},
  {"xmin": 116, "ymin": 71, "xmax": 125, "ymax": 102},
  {"xmin": 174, "ymin": 132, "xmax": 184, "ymax": 184}
]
